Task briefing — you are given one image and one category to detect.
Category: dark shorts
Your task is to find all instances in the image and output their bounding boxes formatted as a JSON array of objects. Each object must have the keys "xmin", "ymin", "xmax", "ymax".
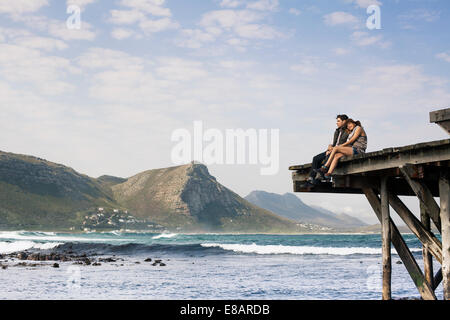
[{"xmin": 353, "ymin": 147, "xmax": 364, "ymax": 155}]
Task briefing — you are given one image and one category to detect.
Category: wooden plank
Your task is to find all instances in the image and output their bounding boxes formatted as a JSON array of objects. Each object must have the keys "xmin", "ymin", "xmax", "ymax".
[
  {"xmin": 363, "ymin": 188, "xmax": 437, "ymax": 300},
  {"xmin": 430, "ymin": 108, "xmax": 450, "ymax": 123},
  {"xmin": 388, "ymin": 194, "xmax": 443, "ymax": 264},
  {"xmin": 433, "ymin": 268, "xmax": 443, "ymax": 291},
  {"xmin": 289, "ymin": 139, "xmax": 450, "ymax": 172},
  {"xmin": 439, "ymin": 172, "xmax": 450, "ymax": 300},
  {"xmin": 400, "ymin": 165, "xmax": 442, "ymax": 232},
  {"xmin": 381, "ymin": 177, "xmax": 392, "ymax": 300},
  {"xmin": 334, "ymin": 148, "xmax": 450, "ymax": 176},
  {"xmin": 421, "ymin": 202, "xmax": 435, "ymax": 289}
]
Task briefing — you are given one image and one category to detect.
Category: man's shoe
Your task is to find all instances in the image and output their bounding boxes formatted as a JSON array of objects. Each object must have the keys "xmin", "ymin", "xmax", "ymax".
[{"xmin": 314, "ymin": 168, "xmax": 325, "ymax": 180}]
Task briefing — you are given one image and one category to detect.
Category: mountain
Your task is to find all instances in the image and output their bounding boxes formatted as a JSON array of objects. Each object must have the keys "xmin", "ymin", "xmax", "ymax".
[
  {"xmin": 0, "ymin": 150, "xmax": 117, "ymax": 230},
  {"xmin": 111, "ymin": 163, "xmax": 304, "ymax": 233},
  {"xmin": 244, "ymin": 191, "xmax": 367, "ymax": 230},
  {"xmin": 0, "ymin": 150, "xmax": 305, "ymax": 233}
]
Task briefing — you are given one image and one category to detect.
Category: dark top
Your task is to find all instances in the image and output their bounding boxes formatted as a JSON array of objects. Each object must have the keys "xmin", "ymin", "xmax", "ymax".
[{"xmin": 332, "ymin": 127, "xmax": 349, "ymax": 147}]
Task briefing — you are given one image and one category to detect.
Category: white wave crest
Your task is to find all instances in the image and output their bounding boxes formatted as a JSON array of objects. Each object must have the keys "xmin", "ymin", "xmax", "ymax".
[
  {"xmin": 201, "ymin": 243, "xmax": 421, "ymax": 256},
  {"xmin": 152, "ymin": 233, "xmax": 178, "ymax": 239},
  {"xmin": 0, "ymin": 231, "xmax": 125, "ymax": 243},
  {"xmin": 0, "ymin": 241, "xmax": 62, "ymax": 254}
]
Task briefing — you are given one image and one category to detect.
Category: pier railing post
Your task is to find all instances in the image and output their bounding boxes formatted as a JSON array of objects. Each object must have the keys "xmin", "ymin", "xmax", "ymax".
[
  {"xmin": 421, "ymin": 203, "xmax": 435, "ymax": 289},
  {"xmin": 439, "ymin": 172, "xmax": 450, "ymax": 300},
  {"xmin": 381, "ymin": 177, "xmax": 392, "ymax": 300}
]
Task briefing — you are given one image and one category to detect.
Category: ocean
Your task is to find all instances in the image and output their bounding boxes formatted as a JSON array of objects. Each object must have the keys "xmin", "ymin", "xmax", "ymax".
[{"xmin": 0, "ymin": 231, "xmax": 443, "ymax": 300}]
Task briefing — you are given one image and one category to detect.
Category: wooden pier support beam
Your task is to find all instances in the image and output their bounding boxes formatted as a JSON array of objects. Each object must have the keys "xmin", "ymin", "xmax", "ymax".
[
  {"xmin": 439, "ymin": 172, "xmax": 450, "ymax": 300},
  {"xmin": 364, "ymin": 188, "xmax": 437, "ymax": 300},
  {"xmin": 400, "ymin": 165, "xmax": 442, "ymax": 233},
  {"xmin": 388, "ymin": 194, "xmax": 443, "ymax": 264},
  {"xmin": 421, "ymin": 203, "xmax": 434, "ymax": 289},
  {"xmin": 433, "ymin": 268, "xmax": 443, "ymax": 291},
  {"xmin": 380, "ymin": 177, "xmax": 392, "ymax": 300}
]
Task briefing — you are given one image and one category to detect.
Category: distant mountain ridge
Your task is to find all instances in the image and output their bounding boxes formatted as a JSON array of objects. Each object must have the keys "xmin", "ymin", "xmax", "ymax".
[
  {"xmin": 0, "ymin": 150, "xmax": 306, "ymax": 233},
  {"xmin": 244, "ymin": 191, "xmax": 367, "ymax": 230}
]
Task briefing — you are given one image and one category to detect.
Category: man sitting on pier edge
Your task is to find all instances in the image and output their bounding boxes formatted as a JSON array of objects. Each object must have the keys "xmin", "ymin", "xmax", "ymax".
[{"xmin": 306, "ymin": 114, "xmax": 349, "ymax": 186}]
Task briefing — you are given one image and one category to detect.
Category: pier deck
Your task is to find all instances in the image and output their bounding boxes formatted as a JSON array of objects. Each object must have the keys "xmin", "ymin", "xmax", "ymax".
[{"xmin": 289, "ymin": 108, "xmax": 450, "ymax": 300}]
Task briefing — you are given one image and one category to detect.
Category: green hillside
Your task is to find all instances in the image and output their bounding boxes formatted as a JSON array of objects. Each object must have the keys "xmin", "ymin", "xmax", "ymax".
[{"xmin": 0, "ymin": 151, "xmax": 117, "ymax": 230}]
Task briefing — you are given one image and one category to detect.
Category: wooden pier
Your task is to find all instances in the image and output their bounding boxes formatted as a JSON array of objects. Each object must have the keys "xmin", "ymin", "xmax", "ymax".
[{"xmin": 289, "ymin": 108, "xmax": 450, "ymax": 300}]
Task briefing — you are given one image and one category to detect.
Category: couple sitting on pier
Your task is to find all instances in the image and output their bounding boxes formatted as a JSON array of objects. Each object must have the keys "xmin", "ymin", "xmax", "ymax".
[{"xmin": 306, "ymin": 114, "xmax": 368, "ymax": 185}]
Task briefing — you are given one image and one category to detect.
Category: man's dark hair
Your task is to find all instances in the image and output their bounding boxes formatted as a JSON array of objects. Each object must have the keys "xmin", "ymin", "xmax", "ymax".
[{"xmin": 336, "ymin": 114, "xmax": 349, "ymax": 121}]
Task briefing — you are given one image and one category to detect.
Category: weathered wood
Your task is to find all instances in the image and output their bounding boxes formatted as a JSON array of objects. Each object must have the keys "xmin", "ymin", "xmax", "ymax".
[
  {"xmin": 430, "ymin": 108, "xmax": 450, "ymax": 134},
  {"xmin": 363, "ymin": 188, "xmax": 437, "ymax": 300},
  {"xmin": 433, "ymin": 268, "xmax": 443, "ymax": 291},
  {"xmin": 381, "ymin": 177, "xmax": 392, "ymax": 300},
  {"xmin": 439, "ymin": 172, "xmax": 450, "ymax": 300},
  {"xmin": 293, "ymin": 169, "xmax": 442, "ymax": 197},
  {"xmin": 421, "ymin": 202, "xmax": 434, "ymax": 289},
  {"xmin": 400, "ymin": 165, "xmax": 442, "ymax": 232},
  {"xmin": 388, "ymin": 193, "xmax": 442, "ymax": 264},
  {"xmin": 290, "ymin": 139, "xmax": 450, "ymax": 175}
]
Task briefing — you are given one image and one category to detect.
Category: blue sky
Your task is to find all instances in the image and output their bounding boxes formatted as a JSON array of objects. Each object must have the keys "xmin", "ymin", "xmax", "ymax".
[{"xmin": 0, "ymin": 0, "xmax": 449, "ymax": 223}]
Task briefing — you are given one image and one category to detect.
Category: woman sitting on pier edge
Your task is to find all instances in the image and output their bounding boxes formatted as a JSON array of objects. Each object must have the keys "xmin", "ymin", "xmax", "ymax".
[{"xmin": 318, "ymin": 119, "xmax": 368, "ymax": 179}]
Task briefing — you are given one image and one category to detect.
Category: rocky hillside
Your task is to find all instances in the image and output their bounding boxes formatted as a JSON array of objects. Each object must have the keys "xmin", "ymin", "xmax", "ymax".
[
  {"xmin": 244, "ymin": 191, "xmax": 367, "ymax": 230},
  {"xmin": 111, "ymin": 163, "xmax": 304, "ymax": 233},
  {"xmin": 0, "ymin": 150, "xmax": 117, "ymax": 230},
  {"xmin": 0, "ymin": 151, "xmax": 305, "ymax": 233}
]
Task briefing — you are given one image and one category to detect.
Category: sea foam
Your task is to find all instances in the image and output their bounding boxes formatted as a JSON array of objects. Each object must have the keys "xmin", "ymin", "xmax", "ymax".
[
  {"xmin": 201, "ymin": 243, "xmax": 421, "ymax": 256},
  {"xmin": 0, "ymin": 241, "xmax": 62, "ymax": 254}
]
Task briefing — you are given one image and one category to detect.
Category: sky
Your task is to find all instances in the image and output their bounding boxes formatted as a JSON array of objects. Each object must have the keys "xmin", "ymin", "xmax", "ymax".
[{"xmin": 0, "ymin": 0, "xmax": 449, "ymax": 224}]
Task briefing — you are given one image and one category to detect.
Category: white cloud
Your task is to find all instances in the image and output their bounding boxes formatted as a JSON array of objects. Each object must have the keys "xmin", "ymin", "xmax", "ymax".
[
  {"xmin": 0, "ymin": 0, "xmax": 48, "ymax": 15},
  {"xmin": 66, "ymin": 0, "xmax": 97, "ymax": 10},
  {"xmin": 139, "ymin": 17, "xmax": 179, "ymax": 34},
  {"xmin": 110, "ymin": 9, "xmax": 146, "ymax": 24},
  {"xmin": 0, "ymin": 27, "xmax": 32, "ymax": 41},
  {"xmin": 289, "ymin": 8, "xmax": 301, "ymax": 16},
  {"xmin": 351, "ymin": 31, "xmax": 390, "ymax": 48},
  {"xmin": 291, "ymin": 57, "xmax": 337, "ymax": 75},
  {"xmin": 197, "ymin": 9, "xmax": 283, "ymax": 44},
  {"xmin": 9, "ymin": 15, "xmax": 97, "ymax": 41},
  {"xmin": 346, "ymin": 0, "xmax": 382, "ymax": 8},
  {"xmin": 48, "ymin": 20, "xmax": 97, "ymax": 41},
  {"xmin": 109, "ymin": 0, "xmax": 177, "ymax": 37},
  {"xmin": 156, "ymin": 58, "xmax": 208, "ymax": 81},
  {"xmin": 333, "ymin": 48, "xmax": 350, "ymax": 55},
  {"xmin": 398, "ymin": 9, "xmax": 441, "ymax": 30},
  {"xmin": 77, "ymin": 48, "xmax": 145, "ymax": 71},
  {"xmin": 120, "ymin": 0, "xmax": 172, "ymax": 17},
  {"xmin": 176, "ymin": 29, "xmax": 216, "ymax": 49},
  {"xmin": 0, "ymin": 44, "xmax": 78, "ymax": 95},
  {"xmin": 324, "ymin": 12, "xmax": 359, "ymax": 27},
  {"xmin": 234, "ymin": 23, "xmax": 282, "ymax": 39},
  {"xmin": 200, "ymin": 10, "xmax": 262, "ymax": 29},
  {"xmin": 246, "ymin": 0, "xmax": 279, "ymax": 11},
  {"xmin": 436, "ymin": 52, "xmax": 450, "ymax": 63},
  {"xmin": 220, "ymin": 0, "xmax": 243, "ymax": 8},
  {"xmin": 12, "ymin": 36, "xmax": 68, "ymax": 51},
  {"xmin": 111, "ymin": 28, "xmax": 137, "ymax": 40}
]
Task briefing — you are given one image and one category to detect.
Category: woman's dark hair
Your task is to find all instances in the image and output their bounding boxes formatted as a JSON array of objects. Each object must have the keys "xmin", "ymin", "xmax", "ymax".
[
  {"xmin": 347, "ymin": 118, "xmax": 362, "ymax": 127},
  {"xmin": 336, "ymin": 114, "xmax": 349, "ymax": 121}
]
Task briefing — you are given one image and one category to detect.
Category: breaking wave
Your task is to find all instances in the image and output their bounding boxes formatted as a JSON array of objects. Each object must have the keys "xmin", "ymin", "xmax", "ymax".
[
  {"xmin": 0, "ymin": 241, "xmax": 62, "ymax": 254},
  {"xmin": 152, "ymin": 233, "xmax": 178, "ymax": 239},
  {"xmin": 200, "ymin": 243, "xmax": 421, "ymax": 256}
]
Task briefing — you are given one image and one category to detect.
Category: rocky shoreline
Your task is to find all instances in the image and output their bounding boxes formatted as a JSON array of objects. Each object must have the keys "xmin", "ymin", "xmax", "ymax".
[{"xmin": 0, "ymin": 248, "xmax": 167, "ymax": 269}]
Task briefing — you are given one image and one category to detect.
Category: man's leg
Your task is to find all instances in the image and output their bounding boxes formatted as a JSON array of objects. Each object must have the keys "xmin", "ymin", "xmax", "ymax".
[{"xmin": 309, "ymin": 152, "xmax": 327, "ymax": 179}]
